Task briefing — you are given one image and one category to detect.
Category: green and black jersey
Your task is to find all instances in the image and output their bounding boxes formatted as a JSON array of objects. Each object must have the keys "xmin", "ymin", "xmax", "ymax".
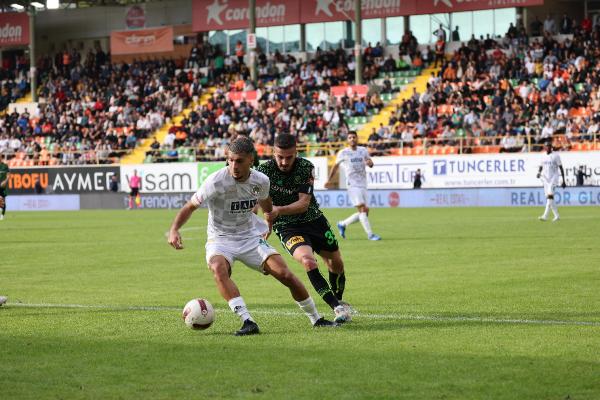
[
  {"xmin": 0, "ymin": 162, "xmax": 9, "ymax": 196},
  {"xmin": 256, "ymin": 158, "xmax": 323, "ymax": 229}
]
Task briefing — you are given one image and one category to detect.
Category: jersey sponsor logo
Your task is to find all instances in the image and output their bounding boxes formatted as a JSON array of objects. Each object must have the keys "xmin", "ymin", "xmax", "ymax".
[
  {"xmin": 271, "ymin": 184, "xmax": 296, "ymax": 195},
  {"xmin": 230, "ymin": 199, "xmax": 257, "ymax": 212},
  {"xmin": 285, "ymin": 235, "xmax": 305, "ymax": 249}
]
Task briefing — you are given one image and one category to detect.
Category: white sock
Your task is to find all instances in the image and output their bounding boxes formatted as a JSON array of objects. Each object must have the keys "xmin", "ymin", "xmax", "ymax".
[
  {"xmin": 341, "ymin": 212, "xmax": 360, "ymax": 227},
  {"xmin": 297, "ymin": 297, "xmax": 321, "ymax": 325},
  {"xmin": 550, "ymin": 199, "xmax": 559, "ymax": 217},
  {"xmin": 228, "ymin": 296, "xmax": 253, "ymax": 322},
  {"xmin": 543, "ymin": 199, "xmax": 551, "ymax": 218},
  {"xmin": 359, "ymin": 212, "xmax": 373, "ymax": 236}
]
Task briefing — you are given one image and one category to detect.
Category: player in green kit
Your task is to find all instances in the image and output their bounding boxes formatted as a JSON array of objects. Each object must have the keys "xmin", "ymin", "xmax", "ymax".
[
  {"xmin": 257, "ymin": 134, "xmax": 352, "ymax": 323},
  {"xmin": 0, "ymin": 156, "xmax": 9, "ymax": 221}
]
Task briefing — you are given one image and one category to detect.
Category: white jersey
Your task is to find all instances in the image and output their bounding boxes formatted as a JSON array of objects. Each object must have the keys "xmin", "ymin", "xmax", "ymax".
[
  {"xmin": 336, "ymin": 146, "xmax": 371, "ymax": 188},
  {"xmin": 190, "ymin": 167, "xmax": 270, "ymax": 241},
  {"xmin": 540, "ymin": 152, "xmax": 562, "ymax": 185}
]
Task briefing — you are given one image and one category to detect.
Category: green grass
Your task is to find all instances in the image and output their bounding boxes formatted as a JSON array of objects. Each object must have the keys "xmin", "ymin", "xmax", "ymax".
[{"xmin": 1, "ymin": 207, "xmax": 600, "ymax": 400}]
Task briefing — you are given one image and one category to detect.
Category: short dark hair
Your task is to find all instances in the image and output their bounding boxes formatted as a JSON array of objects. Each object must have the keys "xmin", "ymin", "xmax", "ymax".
[
  {"xmin": 274, "ymin": 133, "xmax": 296, "ymax": 149},
  {"xmin": 348, "ymin": 131, "xmax": 358, "ymax": 137},
  {"xmin": 228, "ymin": 136, "xmax": 255, "ymax": 155}
]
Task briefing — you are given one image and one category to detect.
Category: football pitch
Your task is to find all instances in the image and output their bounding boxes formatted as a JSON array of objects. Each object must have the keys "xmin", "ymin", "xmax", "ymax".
[{"xmin": 1, "ymin": 207, "xmax": 599, "ymax": 399}]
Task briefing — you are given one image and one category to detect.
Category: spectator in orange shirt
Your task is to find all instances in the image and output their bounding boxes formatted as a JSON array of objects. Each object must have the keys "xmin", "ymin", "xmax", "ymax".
[
  {"xmin": 442, "ymin": 63, "xmax": 457, "ymax": 81},
  {"xmin": 235, "ymin": 41, "xmax": 245, "ymax": 65}
]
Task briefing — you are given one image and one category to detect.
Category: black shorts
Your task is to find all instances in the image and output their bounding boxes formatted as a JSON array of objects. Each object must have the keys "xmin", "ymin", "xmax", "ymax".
[
  {"xmin": 0, "ymin": 188, "xmax": 6, "ymax": 198},
  {"xmin": 274, "ymin": 215, "xmax": 339, "ymax": 255},
  {"xmin": 130, "ymin": 188, "xmax": 139, "ymax": 197}
]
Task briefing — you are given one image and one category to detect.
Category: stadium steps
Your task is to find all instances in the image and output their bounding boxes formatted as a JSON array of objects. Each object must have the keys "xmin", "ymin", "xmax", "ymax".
[
  {"xmin": 120, "ymin": 87, "xmax": 216, "ymax": 165},
  {"xmin": 15, "ymin": 94, "xmax": 33, "ymax": 103},
  {"xmin": 357, "ymin": 66, "xmax": 439, "ymax": 143}
]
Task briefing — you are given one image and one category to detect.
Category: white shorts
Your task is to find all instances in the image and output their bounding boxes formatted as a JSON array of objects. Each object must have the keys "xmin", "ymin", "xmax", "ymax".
[
  {"xmin": 348, "ymin": 187, "xmax": 368, "ymax": 207},
  {"xmin": 205, "ymin": 236, "xmax": 279, "ymax": 273},
  {"xmin": 542, "ymin": 180, "xmax": 556, "ymax": 196}
]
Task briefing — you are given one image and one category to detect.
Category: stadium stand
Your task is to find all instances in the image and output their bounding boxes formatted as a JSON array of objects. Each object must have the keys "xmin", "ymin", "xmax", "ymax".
[{"xmin": 2, "ymin": 14, "xmax": 600, "ymax": 165}]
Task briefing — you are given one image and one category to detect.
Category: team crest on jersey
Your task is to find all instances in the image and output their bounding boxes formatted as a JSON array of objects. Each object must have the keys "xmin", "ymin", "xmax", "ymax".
[
  {"xmin": 251, "ymin": 185, "xmax": 261, "ymax": 196},
  {"xmin": 285, "ymin": 236, "xmax": 305, "ymax": 249}
]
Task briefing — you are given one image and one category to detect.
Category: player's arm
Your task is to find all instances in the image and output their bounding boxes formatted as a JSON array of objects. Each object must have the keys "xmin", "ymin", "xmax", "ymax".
[
  {"xmin": 168, "ymin": 201, "xmax": 198, "ymax": 250},
  {"xmin": 0, "ymin": 170, "xmax": 8, "ymax": 188},
  {"xmin": 325, "ymin": 162, "xmax": 341, "ymax": 189},
  {"xmin": 271, "ymin": 192, "xmax": 311, "ymax": 217},
  {"xmin": 365, "ymin": 156, "xmax": 374, "ymax": 168},
  {"xmin": 270, "ymin": 166, "xmax": 314, "ymax": 217},
  {"xmin": 559, "ymin": 165, "xmax": 566, "ymax": 188},
  {"xmin": 536, "ymin": 166, "xmax": 542, "ymax": 179},
  {"xmin": 258, "ymin": 197, "xmax": 274, "ymax": 239}
]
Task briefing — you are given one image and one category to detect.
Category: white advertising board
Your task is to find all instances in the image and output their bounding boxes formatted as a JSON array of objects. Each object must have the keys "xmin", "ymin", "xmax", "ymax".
[
  {"xmin": 337, "ymin": 152, "xmax": 600, "ymax": 189},
  {"xmin": 120, "ymin": 163, "xmax": 198, "ymax": 193}
]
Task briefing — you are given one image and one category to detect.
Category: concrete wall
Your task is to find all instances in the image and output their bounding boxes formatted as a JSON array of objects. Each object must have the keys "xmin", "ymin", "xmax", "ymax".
[
  {"xmin": 34, "ymin": 0, "xmax": 192, "ymax": 56},
  {"xmin": 524, "ymin": 0, "xmax": 586, "ymax": 32}
]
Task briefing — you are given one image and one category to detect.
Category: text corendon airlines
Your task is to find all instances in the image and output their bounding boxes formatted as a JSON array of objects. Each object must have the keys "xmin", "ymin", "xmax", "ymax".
[{"xmin": 0, "ymin": 23, "xmax": 22, "ymax": 42}]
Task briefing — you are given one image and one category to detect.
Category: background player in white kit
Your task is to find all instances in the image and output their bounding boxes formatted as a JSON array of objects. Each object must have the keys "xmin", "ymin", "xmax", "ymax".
[
  {"xmin": 325, "ymin": 131, "xmax": 381, "ymax": 240},
  {"xmin": 537, "ymin": 140, "xmax": 566, "ymax": 222},
  {"xmin": 168, "ymin": 137, "xmax": 336, "ymax": 335}
]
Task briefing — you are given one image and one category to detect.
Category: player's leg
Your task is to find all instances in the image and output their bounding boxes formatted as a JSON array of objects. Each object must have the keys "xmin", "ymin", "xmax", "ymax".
[
  {"xmin": 337, "ymin": 201, "xmax": 360, "ymax": 239},
  {"xmin": 207, "ymin": 252, "xmax": 258, "ymax": 336},
  {"xmin": 0, "ymin": 193, "xmax": 5, "ymax": 220},
  {"xmin": 549, "ymin": 184, "xmax": 559, "ymax": 220},
  {"xmin": 291, "ymin": 246, "xmax": 349, "ymax": 323},
  {"xmin": 355, "ymin": 189, "xmax": 380, "ymax": 240},
  {"xmin": 319, "ymin": 249, "xmax": 346, "ymax": 301},
  {"xmin": 337, "ymin": 188, "xmax": 362, "ymax": 238},
  {"xmin": 263, "ymin": 254, "xmax": 336, "ymax": 327},
  {"xmin": 128, "ymin": 193, "xmax": 133, "ymax": 209},
  {"xmin": 539, "ymin": 181, "xmax": 553, "ymax": 221},
  {"xmin": 276, "ymin": 225, "xmax": 350, "ymax": 322},
  {"xmin": 0, "ymin": 295, "xmax": 7, "ymax": 306}
]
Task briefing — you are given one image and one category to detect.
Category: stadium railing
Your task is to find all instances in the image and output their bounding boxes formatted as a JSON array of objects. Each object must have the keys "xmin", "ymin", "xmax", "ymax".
[{"xmin": 5, "ymin": 132, "xmax": 598, "ymax": 167}]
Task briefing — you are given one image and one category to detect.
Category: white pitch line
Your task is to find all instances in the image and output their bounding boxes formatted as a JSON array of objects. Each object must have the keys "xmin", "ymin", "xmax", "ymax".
[{"xmin": 5, "ymin": 303, "xmax": 600, "ymax": 327}]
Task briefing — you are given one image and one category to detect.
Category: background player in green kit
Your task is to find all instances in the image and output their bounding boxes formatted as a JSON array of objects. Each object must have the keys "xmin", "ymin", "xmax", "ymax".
[
  {"xmin": 0, "ymin": 156, "xmax": 9, "ymax": 221},
  {"xmin": 258, "ymin": 134, "xmax": 352, "ymax": 323}
]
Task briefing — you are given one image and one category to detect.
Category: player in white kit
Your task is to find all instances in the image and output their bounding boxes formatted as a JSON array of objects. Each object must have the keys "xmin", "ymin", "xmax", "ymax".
[
  {"xmin": 168, "ymin": 137, "xmax": 336, "ymax": 335},
  {"xmin": 325, "ymin": 131, "xmax": 381, "ymax": 240},
  {"xmin": 537, "ymin": 141, "xmax": 566, "ymax": 222}
]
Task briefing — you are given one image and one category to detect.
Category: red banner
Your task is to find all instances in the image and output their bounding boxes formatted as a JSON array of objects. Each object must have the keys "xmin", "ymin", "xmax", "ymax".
[
  {"xmin": 194, "ymin": 0, "xmax": 544, "ymax": 31},
  {"xmin": 331, "ymin": 85, "xmax": 369, "ymax": 99},
  {"xmin": 193, "ymin": 0, "xmax": 300, "ymax": 32},
  {"xmin": 301, "ymin": 0, "xmax": 415, "ymax": 24},
  {"xmin": 227, "ymin": 90, "xmax": 259, "ymax": 107},
  {"xmin": 415, "ymin": 0, "xmax": 544, "ymax": 14},
  {"xmin": 0, "ymin": 12, "xmax": 30, "ymax": 47},
  {"xmin": 111, "ymin": 26, "xmax": 174, "ymax": 56}
]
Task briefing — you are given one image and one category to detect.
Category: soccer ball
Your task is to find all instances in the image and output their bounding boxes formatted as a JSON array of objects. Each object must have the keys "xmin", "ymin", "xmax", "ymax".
[{"xmin": 182, "ymin": 298, "xmax": 215, "ymax": 330}]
